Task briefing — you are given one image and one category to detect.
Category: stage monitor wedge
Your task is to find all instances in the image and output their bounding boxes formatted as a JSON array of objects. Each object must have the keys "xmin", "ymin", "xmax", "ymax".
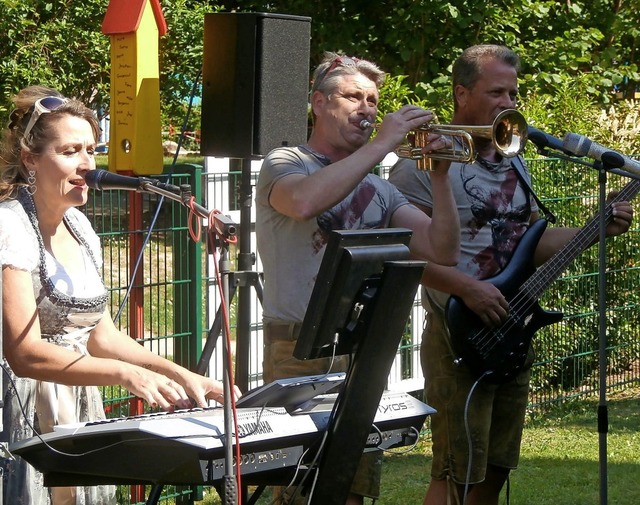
[{"xmin": 202, "ymin": 12, "xmax": 311, "ymax": 159}]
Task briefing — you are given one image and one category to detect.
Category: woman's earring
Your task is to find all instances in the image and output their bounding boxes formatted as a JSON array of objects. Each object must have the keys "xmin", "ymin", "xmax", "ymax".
[{"xmin": 27, "ymin": 170, "xmax": 37, "ymax": 195}]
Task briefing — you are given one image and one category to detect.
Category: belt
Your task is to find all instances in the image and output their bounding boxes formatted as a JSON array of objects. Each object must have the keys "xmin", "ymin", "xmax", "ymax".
[{"xmin": 263, "ymin": 322, "xmax": 303, "ymax": 342}]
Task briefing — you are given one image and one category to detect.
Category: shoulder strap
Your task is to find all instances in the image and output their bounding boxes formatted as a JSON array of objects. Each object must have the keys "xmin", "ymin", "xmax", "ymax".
[{"xmin": 511, "ymin": 156, "xmax": 557, "ymax": 224}]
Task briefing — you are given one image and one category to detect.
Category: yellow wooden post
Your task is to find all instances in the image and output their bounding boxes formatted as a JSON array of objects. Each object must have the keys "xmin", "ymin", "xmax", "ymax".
[{"xmin": 102, "ymin": 0, "xmax": 167, "ymax": 175}]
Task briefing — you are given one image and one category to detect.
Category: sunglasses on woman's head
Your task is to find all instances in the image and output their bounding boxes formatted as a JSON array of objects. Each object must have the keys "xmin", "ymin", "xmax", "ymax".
[{"xmin": 22, "ymin": 96, "xmax": 69, "ymax": 139}]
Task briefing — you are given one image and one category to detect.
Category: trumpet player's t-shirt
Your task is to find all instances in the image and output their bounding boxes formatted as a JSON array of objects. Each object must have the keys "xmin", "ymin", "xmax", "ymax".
[
  {"xmin": 388, "ymin": 155, "xmax": 538, "ymax": 313},
  {"xmin": 256, "ymin": 144, "xmax": 410, "ymax": 324}
]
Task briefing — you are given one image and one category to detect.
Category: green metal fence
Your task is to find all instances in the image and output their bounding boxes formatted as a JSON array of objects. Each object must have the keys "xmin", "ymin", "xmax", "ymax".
[
  {"xmin": 85, "ymin": 164, "xmax": 206, "ymax": 504},
  {"xmin": 84, "ymin": 157, "xmax": 640, "ymax": 504},
  {"xmin": 522, "ymin": 157, "xmax": 640, "ymax": 408}
]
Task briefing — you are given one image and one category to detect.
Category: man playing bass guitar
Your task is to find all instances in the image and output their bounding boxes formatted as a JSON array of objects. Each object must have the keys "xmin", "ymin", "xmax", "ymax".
[{"xmin": 389, "ymin": 44, "xmax": 633, "ymax": 505}]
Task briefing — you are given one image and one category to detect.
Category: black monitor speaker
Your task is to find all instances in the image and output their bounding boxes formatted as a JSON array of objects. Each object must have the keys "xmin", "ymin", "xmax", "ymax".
[
  {"xmin": 202, "ymin": 12, "xmax": 311, "ymax": 159},
  {"xmin": 293, "ymin": 228, "xmax": 413, "ymax": 361}
]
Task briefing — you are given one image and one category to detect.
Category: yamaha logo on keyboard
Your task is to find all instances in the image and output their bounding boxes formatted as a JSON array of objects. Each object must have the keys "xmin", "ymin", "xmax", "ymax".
[{"xmin": 237, "ymin": 420, "xmax": 275, "ymax": 437}]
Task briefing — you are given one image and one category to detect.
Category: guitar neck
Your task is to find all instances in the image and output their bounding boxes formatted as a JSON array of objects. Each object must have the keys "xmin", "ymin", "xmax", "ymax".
[{"xmin": 522, "ymin": 178, "xmax": 640, "ymax": 299}]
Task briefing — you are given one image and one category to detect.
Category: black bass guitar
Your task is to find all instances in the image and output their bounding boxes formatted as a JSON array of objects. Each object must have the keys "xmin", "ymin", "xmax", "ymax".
[{"xmin": 445, "ymin": 179, "xmax": 640, "ymax": 384}]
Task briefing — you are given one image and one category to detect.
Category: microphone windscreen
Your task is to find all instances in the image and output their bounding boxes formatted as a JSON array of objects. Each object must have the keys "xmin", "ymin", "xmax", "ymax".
[
  {"xmin": 562, "ymin": 133, "xmax": 590, "ymax": 157},
  {"xmin": 84, "ymin": 170, "xmax": 141, "ymax": 191},
  {"xmin": 84, "ymin": 170, "xmax": 106, "ymax": 189}
]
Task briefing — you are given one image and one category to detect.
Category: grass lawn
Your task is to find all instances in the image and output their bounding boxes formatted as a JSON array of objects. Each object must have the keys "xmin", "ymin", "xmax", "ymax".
[
  {"xmin": 508, "ymin": 387, "xmax": 640, "ymax": 505},
  {"xmin": 379, "ymin": 386, "xmax": 640, "ymax": 505}
]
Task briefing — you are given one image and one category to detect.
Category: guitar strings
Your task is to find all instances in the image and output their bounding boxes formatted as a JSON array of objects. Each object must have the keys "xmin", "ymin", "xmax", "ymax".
[{"xmin": 469, "ymin": 193, "xmax": 625, "ymax": 358}]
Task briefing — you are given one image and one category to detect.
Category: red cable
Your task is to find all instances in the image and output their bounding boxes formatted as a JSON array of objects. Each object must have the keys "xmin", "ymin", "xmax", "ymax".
[
  {"xmin": 187, "ymin": 198, "xmax": 242, "ymax": 494},
  {"xmin": 187, "ymin": 196, "xmax": 201, "ymax": 242}
]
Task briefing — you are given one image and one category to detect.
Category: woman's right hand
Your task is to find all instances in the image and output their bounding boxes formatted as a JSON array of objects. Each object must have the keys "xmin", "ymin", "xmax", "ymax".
[{"xmin": 120, "ymin": 365, "xmax": 193, "ymax": 411}]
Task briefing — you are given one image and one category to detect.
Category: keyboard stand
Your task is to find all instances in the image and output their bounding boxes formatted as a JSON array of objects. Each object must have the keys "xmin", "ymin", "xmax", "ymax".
[{"xmin": 308, "ymin": 261, "xmax": 425, "ymax": 505}]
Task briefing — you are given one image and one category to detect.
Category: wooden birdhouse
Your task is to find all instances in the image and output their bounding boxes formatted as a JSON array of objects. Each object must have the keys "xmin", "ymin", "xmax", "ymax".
[{"xmin": 101, "ymin": 0, "xmax": 167, "ymax": 175}]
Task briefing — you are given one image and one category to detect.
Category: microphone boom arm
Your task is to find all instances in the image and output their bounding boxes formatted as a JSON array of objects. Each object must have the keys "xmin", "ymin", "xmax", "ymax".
[
  {"xmin": 531, "ymin": 146, "xmax": 640, "ymax": 181},
  {"xmin": 141, "ymin": 182, "xmax": 238, "ymax": 240}
]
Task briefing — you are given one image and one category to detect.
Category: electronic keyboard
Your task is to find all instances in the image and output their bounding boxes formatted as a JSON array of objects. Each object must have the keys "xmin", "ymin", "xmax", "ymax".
[{"xmin": 10, "ymin": 390, "xmax": 435, "ymax": 486}]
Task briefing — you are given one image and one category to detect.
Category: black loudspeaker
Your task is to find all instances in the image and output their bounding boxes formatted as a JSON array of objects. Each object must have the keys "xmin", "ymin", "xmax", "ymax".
[{"xmin": 202, "ymin": 12, "xmax": 311, "ymax": 159}]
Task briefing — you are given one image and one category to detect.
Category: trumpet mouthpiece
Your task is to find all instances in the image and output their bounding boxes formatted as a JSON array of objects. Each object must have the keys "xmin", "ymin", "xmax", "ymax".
[{"xmin": 360, "ymin": 119, "xmax": 374, "ymax": 129}]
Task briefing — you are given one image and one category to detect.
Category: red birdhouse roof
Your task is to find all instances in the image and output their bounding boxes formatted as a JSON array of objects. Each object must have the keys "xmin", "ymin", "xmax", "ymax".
[{"xmin": 102, "ymin": 0, "xmax": 168, "ymax": 36}]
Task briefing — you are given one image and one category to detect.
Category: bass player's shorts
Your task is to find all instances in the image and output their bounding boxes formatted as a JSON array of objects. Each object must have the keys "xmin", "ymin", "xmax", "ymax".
[{"xmin": 422, "ymin": 309, "xmax": 532, "ymax": 484}]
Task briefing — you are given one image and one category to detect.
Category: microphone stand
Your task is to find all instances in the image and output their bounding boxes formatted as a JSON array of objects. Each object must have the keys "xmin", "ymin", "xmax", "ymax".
[
  {"xmin": 140, "ymin": 182, "xmax": 239, "ymax": 505},
  {"xmin": 593, "ymin": 151, "xmax": 630, "ymax": 505},
  {"xmin": 534, "ymin": 147, "xmax": 635, "ymax": 505},
  {"xmin": 206, "ymin": 209, "xmax": 238, "ymax": 505},
  {"xmin": 594, "ymin": 158, "xmax": 609, "ymax": 505}
]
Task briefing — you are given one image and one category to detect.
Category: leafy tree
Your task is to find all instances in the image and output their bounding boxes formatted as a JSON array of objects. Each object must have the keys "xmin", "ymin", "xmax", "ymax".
[
  {"xmin": 158, "ymin": 0, "xmax": 220, "ymax": 136},
  {"xmin": 0, "ymin": 0, "xmax": 639, "ymax": 148},
  {"xmin": 0, "ymin": 0, "xmax": 214, "ymax": 130},
  {"xmin": 219, "ymin": 0, "xmax": 640, "ymax": 105},
  {"xmin": 0, "ymin": 0, "xmax": 111, "ymax": 116}
]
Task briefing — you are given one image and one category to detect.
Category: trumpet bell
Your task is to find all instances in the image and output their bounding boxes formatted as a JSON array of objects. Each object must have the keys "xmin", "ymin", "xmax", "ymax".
[
  {"xmin": 492, "ymin": 109, "xmax": 529, "ymax": 158},
  {"xmin": 396, "ymin": 108, "xmax": 529, "ymax": 170}
]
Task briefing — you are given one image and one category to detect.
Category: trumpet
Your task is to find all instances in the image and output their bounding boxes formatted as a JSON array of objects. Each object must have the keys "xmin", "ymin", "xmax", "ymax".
[{"xmin": 360, "ymin": 109, "xmax": 529, "ymax": 171}]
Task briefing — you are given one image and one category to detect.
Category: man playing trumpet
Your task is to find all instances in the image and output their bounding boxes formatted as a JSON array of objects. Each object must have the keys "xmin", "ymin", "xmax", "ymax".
[{"xmin": 255, "ymin": 51, "xmax": 460, "ymax": 504}]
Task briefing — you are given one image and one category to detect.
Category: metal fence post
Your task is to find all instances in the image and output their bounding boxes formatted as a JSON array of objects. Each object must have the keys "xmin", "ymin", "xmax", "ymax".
[{"xmin": 171, "ymin": 163, "xmax": 204, "ymax": 373}]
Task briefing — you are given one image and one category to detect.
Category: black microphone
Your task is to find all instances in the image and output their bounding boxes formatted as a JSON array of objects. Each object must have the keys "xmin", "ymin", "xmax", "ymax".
[
  {"xmin": 563, "ymin": 133, "xmax": 640, "ymax": 175},
  {"xmin": 527, "ymin": 126, "xmax": 569, "ymax": 154},
  {"xmin": 85, "ymin": 170, "xmax": 180, "ymax": 193}
]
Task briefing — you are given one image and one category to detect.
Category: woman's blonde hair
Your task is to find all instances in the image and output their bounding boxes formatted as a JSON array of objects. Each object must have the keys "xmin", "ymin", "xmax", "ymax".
[{"xmin": 0, "ymin": 85, "xmax": 100, "ymax": 201}]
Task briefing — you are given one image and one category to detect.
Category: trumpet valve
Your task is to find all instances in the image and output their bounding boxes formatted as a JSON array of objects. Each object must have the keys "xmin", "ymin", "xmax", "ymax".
[
  {"xmin": 394, "ymin": 145, "xmax": 424, "ymax": 160},
  {"xmin": 407, "ymin": 131, "xmax": 435, "ymax": 171},
  {"xmin": 416, "ymin": 158, "xmax": 433, "ymax": 171}
]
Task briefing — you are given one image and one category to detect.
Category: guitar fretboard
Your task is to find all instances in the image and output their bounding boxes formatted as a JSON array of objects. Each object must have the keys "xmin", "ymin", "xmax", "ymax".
[{"xmin": 522, "ymin": 178, "xmax": 640, "ymax": 300}]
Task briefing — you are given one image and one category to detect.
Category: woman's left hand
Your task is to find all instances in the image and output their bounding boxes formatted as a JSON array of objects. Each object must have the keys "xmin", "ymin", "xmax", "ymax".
[{"xmin": 174, "ymin": 371, "xmax": 242, "ymax": 408}]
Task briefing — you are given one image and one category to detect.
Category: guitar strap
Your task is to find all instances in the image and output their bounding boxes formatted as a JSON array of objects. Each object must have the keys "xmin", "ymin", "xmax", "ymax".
[{"xmin": 511, "ymin": 155, "xmax": 557, "ymax": 224}]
